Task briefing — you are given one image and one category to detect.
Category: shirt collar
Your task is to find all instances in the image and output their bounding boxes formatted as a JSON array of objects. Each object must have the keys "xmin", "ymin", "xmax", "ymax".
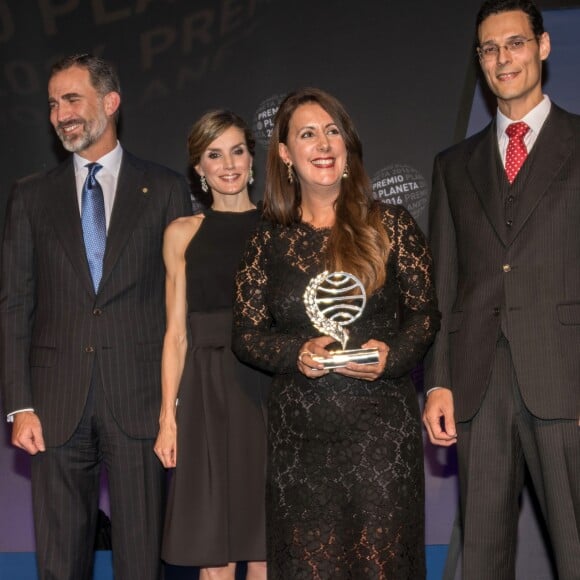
[
  {"xmin": 73, "ymin": 141, "xmax": 123, "ymax": 178},
  {"xmin": 496, "ymin": 95, "xmax": 552, "ymax": 140}
]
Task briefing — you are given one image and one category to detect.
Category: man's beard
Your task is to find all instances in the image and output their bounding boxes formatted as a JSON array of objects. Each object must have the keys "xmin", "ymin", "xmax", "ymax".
[{"xmin": 56, "ymin": 111, "xmax": 108, "ymax": 153}]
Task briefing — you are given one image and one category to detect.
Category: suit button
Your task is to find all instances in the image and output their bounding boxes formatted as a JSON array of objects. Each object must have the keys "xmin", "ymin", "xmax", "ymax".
[
  {"xmin": 85, "ymin": 346, "xmax": 95, "ymax": 353},
  {"xmin": 493, "ymin": 307, "xmax": 500, "ymax": 316},
  {"xmin": 93, "ymin": 308, "xmax": 102, "ymax": 316},
  {"xmin": 502, "ymin": 264, "xmax": 511, "ymax": 272},
  {"xmin": 506, "ymin": 219, "xmax": 513, "ymax": 227},
  {"xmin": 506, "ymin": 195, "xmax": 515, "ymax": 203}
]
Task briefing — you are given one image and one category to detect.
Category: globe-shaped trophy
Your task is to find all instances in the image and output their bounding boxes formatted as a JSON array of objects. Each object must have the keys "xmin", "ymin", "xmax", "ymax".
[{"xmin": 303, "ymin": 271, "xmax": 380, "ymax": 369}]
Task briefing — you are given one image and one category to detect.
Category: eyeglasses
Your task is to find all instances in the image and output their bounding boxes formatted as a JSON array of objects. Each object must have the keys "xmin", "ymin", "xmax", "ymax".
[{"xmin": 476, "ymin": 37, "xmax": 536, "ymax": 61}]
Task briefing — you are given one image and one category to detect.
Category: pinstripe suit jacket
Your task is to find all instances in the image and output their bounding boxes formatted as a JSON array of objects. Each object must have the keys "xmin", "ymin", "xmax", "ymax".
[
  {"xmin": 425, "ymin": 104, "xmax": 580, "ymax": 422},
  {"xmin": 0, "ymin": 151, "xmax": 192, "ymax": 446}
]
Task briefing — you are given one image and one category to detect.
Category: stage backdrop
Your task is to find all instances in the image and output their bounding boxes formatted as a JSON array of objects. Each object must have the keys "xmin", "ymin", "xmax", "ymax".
[{"xmin": 1, "ymin": 1, "xmax": 578, "ymax": 579}]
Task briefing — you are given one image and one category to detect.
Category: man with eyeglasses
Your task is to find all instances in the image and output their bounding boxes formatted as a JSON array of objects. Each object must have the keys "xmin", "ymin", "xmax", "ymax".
[{"xmin": 424, "ymin": 0, "xmax": 580, "ymax": 578}]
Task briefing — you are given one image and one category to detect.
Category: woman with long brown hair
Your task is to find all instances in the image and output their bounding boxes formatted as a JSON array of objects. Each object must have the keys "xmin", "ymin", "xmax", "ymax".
[{"xmin": 233, "ymin": 88, "xmax": 440, "ymax": 578}]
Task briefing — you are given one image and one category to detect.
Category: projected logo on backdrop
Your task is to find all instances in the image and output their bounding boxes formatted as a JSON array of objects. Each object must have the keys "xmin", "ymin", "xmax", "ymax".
[
  {"xmin": 372, "ymin": 163, "xmax": 428, "ymax": 220},
  {"xmin": 253, "ymin": 95, "xmax": 285, "ymax": 147}
]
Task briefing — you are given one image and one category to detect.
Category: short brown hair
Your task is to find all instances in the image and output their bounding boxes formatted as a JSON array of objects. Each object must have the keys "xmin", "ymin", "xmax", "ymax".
[{"xmin": 187, "ymin": 110, "xmax": 255, "ymax": 167}]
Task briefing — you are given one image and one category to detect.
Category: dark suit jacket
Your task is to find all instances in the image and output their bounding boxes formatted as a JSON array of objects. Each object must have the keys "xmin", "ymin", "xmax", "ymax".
[
  {"xmin": 0, "ymin": 151, "xmax": 192, "ymax": 446},
  {"xmin": 425, "ymin": 104, "xmax": 580, "ymax": 422}
]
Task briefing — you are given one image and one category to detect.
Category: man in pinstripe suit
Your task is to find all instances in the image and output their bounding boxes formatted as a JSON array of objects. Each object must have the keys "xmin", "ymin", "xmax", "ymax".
[
  {"xmin": 0, "ymin": 54, "xmax": 192, "ymax": 579},
  {"xmin": 423, "ymin": 1, "xmax": 580, "ymax": 578}
]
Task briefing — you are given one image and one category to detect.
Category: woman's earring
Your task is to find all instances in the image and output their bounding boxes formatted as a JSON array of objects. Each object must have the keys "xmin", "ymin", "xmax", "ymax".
[
  {"xmin": 342, "ymin": 163, "xmax": 349, "ymax": 179},
  {"xmin": 200, "ymin": 175, "xmax": 208, "ymax": 193},
  {"xmin": 248, "ymin": 167, "xmax": 254, "ymax": 185},
  {"xmin": 286, "ymin": 161, "xmax": 294, "ymax": 184}
]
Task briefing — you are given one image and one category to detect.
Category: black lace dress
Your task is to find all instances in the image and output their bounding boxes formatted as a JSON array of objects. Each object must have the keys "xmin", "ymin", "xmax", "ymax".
[{"xmin": 232, "ymin": 204, "xmax": 440, "ymax": 579}]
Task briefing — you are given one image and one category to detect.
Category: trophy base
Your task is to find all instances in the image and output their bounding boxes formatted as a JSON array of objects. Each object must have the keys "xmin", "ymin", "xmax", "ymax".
[{"xmin": 312, "ymin": 347, "xmax": 380, "ymax": 370}]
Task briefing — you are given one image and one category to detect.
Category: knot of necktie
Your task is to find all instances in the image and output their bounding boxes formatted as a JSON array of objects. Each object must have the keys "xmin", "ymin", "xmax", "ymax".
[
  {"xmin": 506, "ymin": 121, "xmax": 529, "ymax": 141},
  {"xmin": 86, "ymin": 162, "xmax": 103, "ymax": 186}
]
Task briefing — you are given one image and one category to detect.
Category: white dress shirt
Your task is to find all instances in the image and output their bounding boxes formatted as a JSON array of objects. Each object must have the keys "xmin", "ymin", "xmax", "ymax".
[
  {"xmin": 496, "ymin": 95, "xmax": 551, "ymax": 162},
  {"xmin": 74, "ymin": 141, "xmax": 123, "ymax": 229}
]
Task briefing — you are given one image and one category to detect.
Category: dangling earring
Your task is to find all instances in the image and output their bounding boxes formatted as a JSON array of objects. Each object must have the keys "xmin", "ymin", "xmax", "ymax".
[
  {"xmin": 342, "ymin": 163, "xmax": 349, "ymax": 179},
  {"xmin": 248, "ymin": 167, "xmax": 254, "ymax": 185},
  {"xmin": 286, "ymin": 161, "xmax": 294, "ymax": 184},
  {"xmin": 200, "ymin": 175, "xmax": 208, "ymax": 193}
]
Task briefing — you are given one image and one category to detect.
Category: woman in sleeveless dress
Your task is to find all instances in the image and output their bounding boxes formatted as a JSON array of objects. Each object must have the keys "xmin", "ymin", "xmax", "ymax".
[
  {"xmin": 233, "ymin": 89, "xmax": 440, "ymax": 579},
  {"xmin": 154, "ymin": 110, "xmax": 267, "ymax": 580}
]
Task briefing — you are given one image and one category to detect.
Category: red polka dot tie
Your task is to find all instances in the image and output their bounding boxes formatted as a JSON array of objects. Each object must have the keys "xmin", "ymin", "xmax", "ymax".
[{"xmin": 505, "ymin": 122, "xmax": 529, "ymax": 184}]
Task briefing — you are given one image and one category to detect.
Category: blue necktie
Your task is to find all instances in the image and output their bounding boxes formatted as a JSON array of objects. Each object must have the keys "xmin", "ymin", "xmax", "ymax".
[{"xmin": 81, "ymin": 163, "xmax": 106, "ymax": 292}]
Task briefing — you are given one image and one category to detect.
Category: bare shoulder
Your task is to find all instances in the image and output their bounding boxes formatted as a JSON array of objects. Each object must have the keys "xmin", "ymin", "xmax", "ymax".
[
  {"xmin": 165, "ymin": 214, "xmax": 204, "ymax": 240},
  {"xmin": 164, "ymin": 214, "xmax": 205, "ymax": 255}
]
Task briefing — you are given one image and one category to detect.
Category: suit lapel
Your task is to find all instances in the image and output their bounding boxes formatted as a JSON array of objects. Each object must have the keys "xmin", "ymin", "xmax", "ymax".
[
  {"xmin": 509, "ymin": 106, "xmax": 573, "ymax": 242},
  {"xmin": 45, "ymin": 160, "xmax": 96, "ymax": 297},
  {"xmin": 100, "ymin": 152, "xmax": 149, "ymax": 289},
  {"xmin": 467, "ymin": 122, "xmax": 509, "ymax": 246}
]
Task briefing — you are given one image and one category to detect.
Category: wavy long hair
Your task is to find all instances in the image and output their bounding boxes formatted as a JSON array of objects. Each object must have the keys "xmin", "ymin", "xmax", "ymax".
[{"xmin": 264, "ymin": 88, "xmax": 389, "ymax": 294}]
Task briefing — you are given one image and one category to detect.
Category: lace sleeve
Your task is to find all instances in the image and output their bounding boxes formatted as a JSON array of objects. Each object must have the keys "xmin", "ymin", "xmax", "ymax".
[
  {"xmin": 232, "ymin": 225, "xmax": 305, "ymax": 374},
  {"xmin": 383, "ymin": 206, "xmax": 441, "ymax": 378}
]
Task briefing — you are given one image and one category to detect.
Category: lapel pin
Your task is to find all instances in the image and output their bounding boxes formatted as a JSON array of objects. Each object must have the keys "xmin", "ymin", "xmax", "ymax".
[{"xmin": 142, "ymin": 187, "xmax": 149, "ymax": 195}]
